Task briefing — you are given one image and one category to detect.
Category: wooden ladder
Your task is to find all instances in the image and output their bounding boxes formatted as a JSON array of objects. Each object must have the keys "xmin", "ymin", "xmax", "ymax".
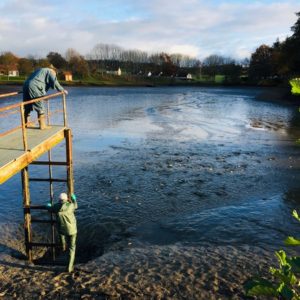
[{"xmin": 21, "ymin": 129, "xmax": 73, "ymax": 262}]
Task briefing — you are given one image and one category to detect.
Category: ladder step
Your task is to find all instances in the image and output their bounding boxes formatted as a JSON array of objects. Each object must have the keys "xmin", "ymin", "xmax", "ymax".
[
  {"xmin": 29, "ymin": 178, "xmax": 67, "ymax": 182},
  {"xmin": 31, "ymin": 161, "xmax": 68, "ymax": 166},
  {"xmin": 31, "ymin": 218, "xmax": 56, "ymax": 224},
  {"xmin": 29, "ymin": 242, "xmax": 59, "ymax": 247},
  {"xmin": 24, "ymin": 205, "xmax": 48, "ymax": 211}
]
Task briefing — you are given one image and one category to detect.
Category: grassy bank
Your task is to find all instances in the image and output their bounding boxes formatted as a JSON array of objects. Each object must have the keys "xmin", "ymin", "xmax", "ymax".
[{"xmin": 0, "ymin": 74, "xmax": 244, "ymax": 88}]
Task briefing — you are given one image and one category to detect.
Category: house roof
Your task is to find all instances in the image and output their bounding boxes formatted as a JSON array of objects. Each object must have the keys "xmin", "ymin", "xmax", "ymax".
[{"xmin": 0, "ymin": 64, "xmax": 19, "ymax": 72}]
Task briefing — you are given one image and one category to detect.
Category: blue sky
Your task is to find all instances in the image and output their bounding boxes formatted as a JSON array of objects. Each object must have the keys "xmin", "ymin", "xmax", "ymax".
[{"xmin": 0, "ymin": 0, "xmax": 298, "ymax": 60}]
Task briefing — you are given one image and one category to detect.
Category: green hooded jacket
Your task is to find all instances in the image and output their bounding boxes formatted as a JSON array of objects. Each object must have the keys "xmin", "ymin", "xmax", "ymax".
[{"xmin": 48, "ymin": 201, "xmax": 78, "ymax": 236}]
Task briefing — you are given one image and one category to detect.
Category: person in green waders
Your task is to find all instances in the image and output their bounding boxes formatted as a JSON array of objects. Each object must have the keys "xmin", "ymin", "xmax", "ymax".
[
  {"xmin": 46, "ymin": 193, "xmax": 77, "ymax": 272},
  {"xmin": 23, "ymin": 65, "xmax": 68, "ymax": 129}
]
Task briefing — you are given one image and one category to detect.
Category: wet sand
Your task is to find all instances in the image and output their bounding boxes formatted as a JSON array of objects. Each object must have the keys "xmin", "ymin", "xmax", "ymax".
[{"xmin": 0, "ymin": 234, "xmax": 277, "ymax": 299}]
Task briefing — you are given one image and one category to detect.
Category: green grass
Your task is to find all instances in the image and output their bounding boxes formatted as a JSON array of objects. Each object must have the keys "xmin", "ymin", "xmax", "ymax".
[{"xmin": 0, "ymin": 74, "xmax": 238, "ymax": 87}]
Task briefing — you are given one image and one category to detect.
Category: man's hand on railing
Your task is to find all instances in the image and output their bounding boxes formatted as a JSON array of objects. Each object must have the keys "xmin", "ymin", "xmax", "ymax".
[{"xmin": 63, "ymin": 90, "xmax": 68, "ymax": 95}]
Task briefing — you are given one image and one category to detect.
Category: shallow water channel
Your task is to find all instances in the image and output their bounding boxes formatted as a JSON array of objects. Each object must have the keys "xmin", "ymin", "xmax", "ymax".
[{"xmin": 1, "ymin": 86, "xmax": 300, "ymax": 264}]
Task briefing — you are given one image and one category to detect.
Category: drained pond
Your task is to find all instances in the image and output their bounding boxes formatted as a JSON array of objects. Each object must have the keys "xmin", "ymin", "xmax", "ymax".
[{"xmin": 0, "ymin": 86, "xmax": 300, "ymax": 298}]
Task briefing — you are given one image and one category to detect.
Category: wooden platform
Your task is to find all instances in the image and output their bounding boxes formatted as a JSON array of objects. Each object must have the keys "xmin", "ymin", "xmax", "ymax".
[{"xmin": 0, "ymin": 125, "xmax": 66, "ymax": 184}]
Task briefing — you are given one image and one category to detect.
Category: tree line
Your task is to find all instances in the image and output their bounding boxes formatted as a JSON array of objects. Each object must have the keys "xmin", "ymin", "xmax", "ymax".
[
  {"xmin": 0, "ymin": 46, "xmax": 246, "ymax": 83},
  {"xmin": 0, "ymin": 11, "xmax": 299, "ymax": 85},
  {"xmin": 249, "ymin": 11, "xmax": 300, "ymax": 84}
]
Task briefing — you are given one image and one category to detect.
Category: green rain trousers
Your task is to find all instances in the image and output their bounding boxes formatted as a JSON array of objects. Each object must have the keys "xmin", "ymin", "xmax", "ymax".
[
  {"xmin": 47, "ymin": 200, "xmax": 78, "ymax": 272},
  {"xmin": 60, "ymin": 234, "xmax": 77, "ymax": 272}
]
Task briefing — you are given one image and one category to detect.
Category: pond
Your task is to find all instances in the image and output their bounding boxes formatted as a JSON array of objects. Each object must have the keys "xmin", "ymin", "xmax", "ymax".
[{"xmin": 0, "ymin": 86, "xmax": 300, "ymax": 297}]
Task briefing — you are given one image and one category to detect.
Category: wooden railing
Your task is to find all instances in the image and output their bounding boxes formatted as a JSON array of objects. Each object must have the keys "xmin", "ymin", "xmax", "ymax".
[{"xmin": 0, "ymin": 92, "xmax": 68, "ymax": 151}]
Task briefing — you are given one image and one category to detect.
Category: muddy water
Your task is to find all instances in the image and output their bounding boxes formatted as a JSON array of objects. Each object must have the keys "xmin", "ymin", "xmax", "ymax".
[{"xmin": 0, "ymin": 86, "xmax": 300, "ymax": 296}]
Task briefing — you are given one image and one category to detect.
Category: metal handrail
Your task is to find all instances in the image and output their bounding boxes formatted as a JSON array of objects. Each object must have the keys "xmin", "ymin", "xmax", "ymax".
[
  {"xmin": 0, "ymin": 91, "xmax": 68, "ymax": 152},
  {"xmin": 0, "ymin": 92, "xmax": 64, "ymax": 112},
  {"xmin": 0, "ymin": 91, "xmax": 22, "ymax": 99}
]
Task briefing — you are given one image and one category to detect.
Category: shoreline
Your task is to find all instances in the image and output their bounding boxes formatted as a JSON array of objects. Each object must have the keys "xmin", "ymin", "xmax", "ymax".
[
  {"xmin": 0, "ymin": 236, "xmax": 279, "ymax": 299},
  {"xmin": 1, "ymin": 82, "xmax": 299, "ymax": 106}
]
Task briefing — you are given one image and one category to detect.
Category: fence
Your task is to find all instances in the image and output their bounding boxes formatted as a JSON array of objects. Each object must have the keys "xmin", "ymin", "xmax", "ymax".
[{"xmin": 0, "ymin": 91, "xmax": 68, "ymax": 151}]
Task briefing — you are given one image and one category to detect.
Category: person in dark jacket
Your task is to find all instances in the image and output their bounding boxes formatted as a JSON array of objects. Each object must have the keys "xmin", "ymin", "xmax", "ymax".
[
  {"xmin": 23, "ymin": 65, "xmax": 68, "ymax": 129},
  {"xmin": 46, "ymin": 192, "xmax": 77, "ymax": 272}
]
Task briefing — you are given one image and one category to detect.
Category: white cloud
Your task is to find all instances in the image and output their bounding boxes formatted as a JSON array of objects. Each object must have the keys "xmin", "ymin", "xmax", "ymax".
[
  {"xmin": 168, "ymin": 45, "xmax": 200, "ymax": 57},
  {"xmin": 0, "ymin": 0, "xmax": 298, "ymax": 60}
]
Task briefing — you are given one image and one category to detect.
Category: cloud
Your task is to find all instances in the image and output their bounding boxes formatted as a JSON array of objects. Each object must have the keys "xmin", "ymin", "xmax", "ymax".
[{"xmin": 0, "ymin": 0, "xmax": 298, "ymax": 60}]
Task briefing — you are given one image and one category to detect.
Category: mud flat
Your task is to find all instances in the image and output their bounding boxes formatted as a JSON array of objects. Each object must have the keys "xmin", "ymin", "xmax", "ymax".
[{"xmin": 0, "ymin": 232, "xmax": 277, "ymax": 300}]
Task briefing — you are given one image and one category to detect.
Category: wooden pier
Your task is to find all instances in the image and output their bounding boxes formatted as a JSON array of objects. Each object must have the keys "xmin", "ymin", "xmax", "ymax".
[{"xmin": 0, "ymin": 91, "xmax": 74, "ymax": 262}]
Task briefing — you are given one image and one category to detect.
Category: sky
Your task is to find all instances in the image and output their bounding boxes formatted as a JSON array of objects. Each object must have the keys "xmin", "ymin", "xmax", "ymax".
[{"xmin": 0, "ymin": 0, "xmax": 298, "ymax": 60}]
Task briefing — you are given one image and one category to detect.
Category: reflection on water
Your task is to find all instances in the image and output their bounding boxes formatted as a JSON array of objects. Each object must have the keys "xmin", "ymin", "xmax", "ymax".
[{"xmin": 0, "ymin": 86, "xmax": 300, "ymax": 260}]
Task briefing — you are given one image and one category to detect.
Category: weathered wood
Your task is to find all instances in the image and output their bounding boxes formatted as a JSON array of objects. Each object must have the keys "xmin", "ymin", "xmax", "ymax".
[
  {"xmin": 31, "ymin": 219, "xmax": 56, "ymax": 224},
  {"xmin": 20, "ymin": 105, "xmax": 27, "ymax": 151},
  {"xmin": 21, "ymin": 167, "xmax": 32, "ymax": 262},
  {"xmin": 0, "ymin": 92, "xmax": 73, "ymax": 263},
  {"xmin": 0, "ymin": 125, "xmax": 21, "ymax": 138},
  {"xmin": 0, "ymin": 92, "xmax": 63, "ymax": 113},
  {"xmin": 31, "ymin": 161, "xmax": 67, "ymax": 166},
  {"xmin": 65, "ymin": 129, "xmax": 74, "ymax": 197},
  {"xmin": 25, "ymin": 205, "xmax": 48, "ymax": 210},
  {"xmin": 29, "ymin": 242, "xmax": 59, "ymax": 247},
  {"xmin": 62, "ymin": 93, "xmax": 67, "ymax": 127},
  {"xmin": 0, "ymin": 126, "xmax": 65, "ymax": 184},
  {"xmin": 48, "ymin": 149, "xmax": 56, "ymax": 261},
  {"xmin": 29, "ymin": 178, "xmax": 67, "ymax": 183}
]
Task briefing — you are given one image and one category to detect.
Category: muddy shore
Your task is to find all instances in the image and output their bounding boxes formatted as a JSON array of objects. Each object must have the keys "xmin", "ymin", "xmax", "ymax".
[{"xmin": 0, "ymin": 235, "xmax": 277, "ymax": 299}]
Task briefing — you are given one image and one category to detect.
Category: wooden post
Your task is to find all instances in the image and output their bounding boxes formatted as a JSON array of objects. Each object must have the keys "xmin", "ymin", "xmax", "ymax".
[
  {"xmin": 20, "ymin": 105, "xmax": 28, "ymax": 151},
  {"xmin": 21, "ymin": 167, "xmax": 32, "ymax": 262},
  {"xmin": 47, "ymin": 100, "xmax": 51, "ymax": 126},
  {"xmin": 65, "ymin": 129, "xmax": 74, "ymax": 197},
  {"xmin": 62, "ymin": 93, "xmax": 67, "ymax": 127},
  {"xmin": 48, "ymin": 150, "xmax": 56, "ymax": 260}
]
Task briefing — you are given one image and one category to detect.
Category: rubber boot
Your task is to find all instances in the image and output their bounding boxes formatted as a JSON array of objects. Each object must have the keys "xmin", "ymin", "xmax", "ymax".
[{"xmin": 38, "ymin": 114, "xmax": 49, "ymax": 130}]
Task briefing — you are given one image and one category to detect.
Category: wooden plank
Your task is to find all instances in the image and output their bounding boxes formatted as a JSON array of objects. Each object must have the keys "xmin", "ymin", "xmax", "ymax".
[
  {"xmin": 25, "ymin": 205, "xmax": 48, "ymax": 210},
  {"xmin": 29, "ymin": 242, "xmax": 59, "ymax": 247},
  {"xmin": 31, "ymin": 161, "xmax": 67, "ymax": 166},
  {"xmin": 31, "ymin": 219, "xmax": 56, "ymax": 224},
  {"xmin": 29, "ymin": 178, "xmax": 67, "ymax": 183},
  {"xmin": 0, "ymin": 126, "xmax": 65, "ymax": 184},
  {"xmin": 0, "ymin": 125, "xmax": 65, "ymax": 165}
]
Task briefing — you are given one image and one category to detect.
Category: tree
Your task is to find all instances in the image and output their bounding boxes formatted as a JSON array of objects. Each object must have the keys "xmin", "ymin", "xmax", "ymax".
[
  {"xmin": 35, "ymin": 58, "xmax": 50, "ymax": 68},
  {"xmin": 69, "ymin": 56, "xmax": 89, "ymax": 79},
  {"xmin": 202, "ymin": 55, "xmax": 225, "ymax": 76},
  {"xmin": 18, "ymin": 58, "xmax": 34, "ymax": 76},
  {"xmin": 64, "ymin": 48, "xmax": 89, "ymax": 78},
  {"xmin": 159, "ymin": 53, "xmax": 177, "ymax": 76},
  {"xmin": 47, "ymin": 52, "xmax": 67, "ymax": 69},
  {"xmin": 282, "ymin": 11, "xmax": 300, "ymax": 76},
  {"xmin": 65, "ymin": 48, "xmax": 81, "ymax": 62},
  {"xmin": 0, "ymin": 51, "xmax": 19, "ymax": 75},
  {"xmin": 291, "ymin": 11, "xmax": 300, "ymax": 38},
  {"xmin": 249, "ymin": 45, "xmax": 274, "ymax": 81}
]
